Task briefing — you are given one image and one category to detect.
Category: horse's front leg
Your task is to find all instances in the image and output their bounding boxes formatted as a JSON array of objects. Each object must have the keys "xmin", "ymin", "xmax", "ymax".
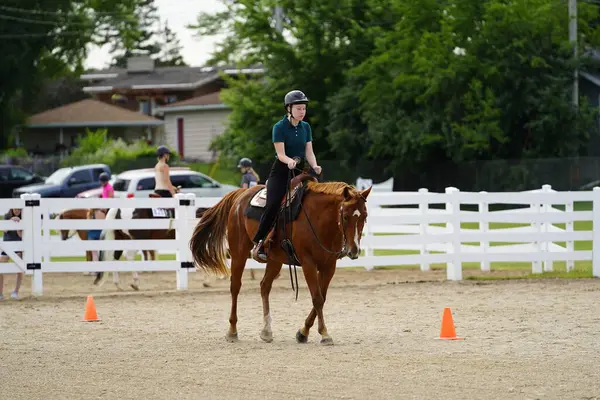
[
  {"xmin": 260, "ymin": 259, "xmax": 283, "ymax": 343},
  {"xmin": 297, "ymin": 262, "xmax": 336, "ymax": 346}
]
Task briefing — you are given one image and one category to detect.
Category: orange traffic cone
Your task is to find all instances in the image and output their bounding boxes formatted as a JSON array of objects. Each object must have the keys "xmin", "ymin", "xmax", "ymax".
[
  {"xmin": 438, "ymin": 307, "xmax": 463, "ymax": 340},
  {"xmin": 83, "ymin": 295, "xmax": 101, "ymax": 322}
]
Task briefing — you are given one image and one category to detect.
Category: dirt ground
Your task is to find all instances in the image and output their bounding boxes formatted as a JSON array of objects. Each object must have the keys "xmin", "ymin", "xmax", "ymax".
[{"xmin": 1, "ymin": 267, "xmax": 599, "ymax": 400}]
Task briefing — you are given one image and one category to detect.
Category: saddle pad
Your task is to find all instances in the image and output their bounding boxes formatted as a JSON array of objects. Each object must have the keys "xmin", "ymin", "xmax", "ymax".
[
  {"xmin": 245, "ymin": 183, "xmax": 307, "ymax": 222},
  {"xmin": 152, "ymin": 208, "xmax": 169, "ymax": 218},
  {"xmin": 249, "ymin": 185, "xmax": 301, "ymax": 208}
]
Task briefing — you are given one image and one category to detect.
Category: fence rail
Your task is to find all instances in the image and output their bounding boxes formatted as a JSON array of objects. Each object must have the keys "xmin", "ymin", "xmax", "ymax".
[{"xmin": 1, "ymin": 183, "xmax": 599, "ymax": 296}]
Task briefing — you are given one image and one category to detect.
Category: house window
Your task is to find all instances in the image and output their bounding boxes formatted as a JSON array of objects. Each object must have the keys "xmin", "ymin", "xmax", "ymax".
[
  {"xmin": 166, "ymin": 95, "xmax": 178, "ymax": 104},
  {"xmin": 139, "ymin": 100, "xmax": 151, "ymax": 115}
]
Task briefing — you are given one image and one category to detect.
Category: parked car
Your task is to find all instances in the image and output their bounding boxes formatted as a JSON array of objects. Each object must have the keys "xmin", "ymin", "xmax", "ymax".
[
  {"xmin": 77, "ymin": 167, "xmax": 238, "ymax": 198},
  {"xmin": 13, "ymin": 164, "xmax": 111, "ymax": 198},
  {"xmin": 0, "ymin": 165, "xmax": 46, "ymax": 198},
  {"xmin": 75, "ymin": 175, "xmax": 117, "ymax": 198}
]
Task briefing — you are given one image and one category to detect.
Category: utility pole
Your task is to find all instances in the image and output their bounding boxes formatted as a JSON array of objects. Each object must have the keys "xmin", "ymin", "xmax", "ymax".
[
  {"xmin": 274, "ymin": 5, "xmax": 284, "ymax": 34},
  {"xmin": 569, "ymin": 0, "xmax": 578, "ymax": 107}
]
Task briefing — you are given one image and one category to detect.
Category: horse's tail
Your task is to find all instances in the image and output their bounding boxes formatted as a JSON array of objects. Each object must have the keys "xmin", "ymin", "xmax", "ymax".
[{"xmin": 190, "ymin": 189, "xmax": 247, "ymax": 276}]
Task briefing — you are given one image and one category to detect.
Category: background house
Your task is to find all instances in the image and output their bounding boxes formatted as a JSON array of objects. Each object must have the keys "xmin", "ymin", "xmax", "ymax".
[
  {"xmin": 79, "ymin": 56, "xmax": 264, "ymax": 161},
  {"xmin": 21, "ymin": 99, "xmax": 163, "ymax": 155},
  {"xmin": 154, "ymin": 92, "xmax": 229, "ymax": 162}
]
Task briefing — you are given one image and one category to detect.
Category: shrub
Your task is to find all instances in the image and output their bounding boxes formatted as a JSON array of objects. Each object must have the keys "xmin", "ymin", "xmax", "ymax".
[{"xmin": 60, "ymin": 129, "xmax": 179, "ymax": 174}]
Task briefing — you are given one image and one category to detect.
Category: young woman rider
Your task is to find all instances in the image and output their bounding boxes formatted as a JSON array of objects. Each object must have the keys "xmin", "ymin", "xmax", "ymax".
[
  {"xmin": 154, "ymin": 145, "xmax": 178, "ymax": 197},
  {"xmin": 251, "ymin": 90, "xmax": 322, "ymax": 262}
]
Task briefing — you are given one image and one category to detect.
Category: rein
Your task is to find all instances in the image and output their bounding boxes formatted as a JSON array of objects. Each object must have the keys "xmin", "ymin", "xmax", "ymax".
[{"xmin": 282, "ymin": 164, "xmax": 349, "ymax": 300}]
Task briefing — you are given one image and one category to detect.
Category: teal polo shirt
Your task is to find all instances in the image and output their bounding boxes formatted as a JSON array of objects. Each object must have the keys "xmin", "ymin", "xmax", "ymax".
[{"xmin": 272, "ymin": 116, "xmax": 313, "ymax": 159}]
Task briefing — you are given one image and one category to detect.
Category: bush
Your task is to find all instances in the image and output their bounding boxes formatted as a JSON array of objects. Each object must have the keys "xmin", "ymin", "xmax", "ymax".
[{"xmin": 60, "ymin": 129, "xmax": 179, "ymax": 174}]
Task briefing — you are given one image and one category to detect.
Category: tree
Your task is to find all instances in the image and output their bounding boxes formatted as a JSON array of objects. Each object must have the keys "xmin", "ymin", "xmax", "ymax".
[
  {"xmin": 155, "ymin": 20, "xmax": 186, "ymax": 67},
  {"xmin": 191, "ymin": 0, "xmax": 396, "ymax": 165},
  {"xmin": 109, "ymin": 0, "xmax": 161, "ymax": 67},
  {"xmin": 343, "ymin": 0, "xmax": 600, "ymax": 174},
  {"xmin": 0, "ymin": 0, "xmax": 154, "ymax": 147}
]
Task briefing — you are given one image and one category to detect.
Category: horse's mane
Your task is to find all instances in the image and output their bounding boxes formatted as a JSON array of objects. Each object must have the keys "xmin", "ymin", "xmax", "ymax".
[{"xmin": 306, "ymin": 181, "xmax": 360, "ymax": 198}]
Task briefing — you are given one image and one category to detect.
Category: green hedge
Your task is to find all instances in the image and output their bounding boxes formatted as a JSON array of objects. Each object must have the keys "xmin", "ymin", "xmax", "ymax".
[{"xmin": 60, "ymin": 129, "xmax": 179, "ymax": 174}]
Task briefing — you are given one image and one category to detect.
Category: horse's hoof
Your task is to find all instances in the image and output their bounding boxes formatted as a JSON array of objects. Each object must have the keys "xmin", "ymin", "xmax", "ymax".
[
  {"xmin": 226, "ymin": 332, "xmax": 238, "ymax": 343},
  {"xmin": 320, "ymin": 337, "xmax": 334, "ymax": 346},
  {"xmin": 260, "ymin": 329, "xmax": 273, "ymax": 343},
  {"xmin": 130, "ymin": 284, "xmax": 139, "ymax": 291},
  {"xmin": 296, "ymin": 329, "xmax": 308, "ymax": 344}
]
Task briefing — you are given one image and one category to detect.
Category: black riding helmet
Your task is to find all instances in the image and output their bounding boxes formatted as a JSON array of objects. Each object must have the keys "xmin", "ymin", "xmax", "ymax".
[
  {"xmin": 284, "ymin": 90, "xmax": 309, "ymax": 110},
  {"xmin": 99, "ymin": 172, "xmax": 110, "ymax": 183},
  {"xmin": 157, "ymin": 145, "xmax": 171, "ymax": 158},
  {"xmin": 237, "ymin": 157, "xmax": 252, "ymax": 168}
]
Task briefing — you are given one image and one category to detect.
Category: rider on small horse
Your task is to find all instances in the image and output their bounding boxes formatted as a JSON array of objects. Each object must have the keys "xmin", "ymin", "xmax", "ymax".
[
  {"xmin": 154, "ymin": 145, "xmax": 178, "ymax": 198},
  {"xmin": 251, "ymin": 90, "xmax": 322, "ymax": 262}
]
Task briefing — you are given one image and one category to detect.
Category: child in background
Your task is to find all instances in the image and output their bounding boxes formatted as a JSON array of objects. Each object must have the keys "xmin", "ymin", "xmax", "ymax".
[
  {"xmin": 0, "ymin": 208, "xmax": 24, "ymax": 300},
  {"xmin": 238, "ymin": 157, "xmax": 260, "ymax": 188}
]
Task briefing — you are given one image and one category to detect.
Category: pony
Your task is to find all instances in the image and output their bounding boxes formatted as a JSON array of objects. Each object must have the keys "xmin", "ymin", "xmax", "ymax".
[
  {"xmin": 96, "ymin": 205, "xmax": 209, "ymax": 289},
  {"xmin": 189, "ymin": 176, "xmax": 371, "ymax": 345}
]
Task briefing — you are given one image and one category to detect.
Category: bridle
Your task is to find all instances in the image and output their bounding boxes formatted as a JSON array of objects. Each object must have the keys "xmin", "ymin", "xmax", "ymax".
[{"xmin": 300, "ymin": 200, "xmax": 349, "ymax": 260}]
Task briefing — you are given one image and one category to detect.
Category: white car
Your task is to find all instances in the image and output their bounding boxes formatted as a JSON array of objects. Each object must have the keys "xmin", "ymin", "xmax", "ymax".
[{"xmin": 77, "ymin": 167, "xmax": 239, "ymax": 198}]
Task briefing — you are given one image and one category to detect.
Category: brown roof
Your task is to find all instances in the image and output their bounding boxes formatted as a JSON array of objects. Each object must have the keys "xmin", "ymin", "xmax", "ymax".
[
  {"xmin": 165, "ymin": 91, "xmax": 223, "ymax": 108},
  {"xmin": 26, "ymin": 99, "xmax": 163, "ymax": 128}
]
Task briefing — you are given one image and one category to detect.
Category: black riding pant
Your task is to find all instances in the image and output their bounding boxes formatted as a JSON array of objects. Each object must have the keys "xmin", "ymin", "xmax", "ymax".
[{"xmin": 253, "ymin": 159, "xmax": 292, "ymax": 243}]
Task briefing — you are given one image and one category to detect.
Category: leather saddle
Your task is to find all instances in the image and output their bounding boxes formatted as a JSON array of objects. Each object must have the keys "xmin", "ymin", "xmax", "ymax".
[{"xmin": 249, "ymin": 171, "xmax": 318, "ymax": 208}]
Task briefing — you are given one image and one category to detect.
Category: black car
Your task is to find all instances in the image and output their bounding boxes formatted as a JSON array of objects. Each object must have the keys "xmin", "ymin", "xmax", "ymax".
[
  {"xmin": 12, "ymin": 164, "xmax": 111, "ymax": 198},
  {"xmin": 0, "ymin": 165, "xmax": 45, "ymax": 198}
]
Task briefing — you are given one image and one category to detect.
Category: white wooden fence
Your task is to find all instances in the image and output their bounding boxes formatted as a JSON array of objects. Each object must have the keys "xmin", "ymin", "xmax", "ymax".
[{"xmin": 0, "ymin": 184, "xmax": 599, "ymax": 296}]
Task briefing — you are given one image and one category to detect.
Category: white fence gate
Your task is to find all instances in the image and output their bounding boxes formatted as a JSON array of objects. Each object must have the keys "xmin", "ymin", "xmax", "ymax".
[{"xmin": 0, "ymin": 184, "xmax": 599, "ymax": 297}]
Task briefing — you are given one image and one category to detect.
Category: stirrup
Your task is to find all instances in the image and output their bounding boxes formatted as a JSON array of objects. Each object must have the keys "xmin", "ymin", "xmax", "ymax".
[{"xmin": 251, "ymin": 240, "xmax": 268, "ymax": 263}]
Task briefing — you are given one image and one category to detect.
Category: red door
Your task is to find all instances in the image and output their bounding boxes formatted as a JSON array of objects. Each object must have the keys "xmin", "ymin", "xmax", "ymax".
[{"xmin": 176, "ymin": 117, "xmax": 184, "ymax": 158}]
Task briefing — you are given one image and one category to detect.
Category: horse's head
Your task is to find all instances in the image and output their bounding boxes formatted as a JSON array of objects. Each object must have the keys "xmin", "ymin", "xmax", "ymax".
[{"xmin": 339, "ymin": 185, "xmax": 371, "ymax": 259}]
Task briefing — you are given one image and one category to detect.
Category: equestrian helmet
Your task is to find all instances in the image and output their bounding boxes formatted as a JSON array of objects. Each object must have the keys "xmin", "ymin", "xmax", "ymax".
[
  {"xmin": 157, "ymin": 145, "xmax": 171, "ymax": 157},
  {"xmin": 99, "ymin": 172, "xmax": 110, "ymax": 182},
  {"xmin": 284, "ymin": 90, "xmax": 309, "ymax": 107},
  {"xmin": 237, "ymin": 157, "xmax": 252, "ymax": 168}
]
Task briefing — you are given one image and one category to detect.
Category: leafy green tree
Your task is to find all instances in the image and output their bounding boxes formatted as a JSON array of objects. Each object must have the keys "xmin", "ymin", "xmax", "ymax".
[
  {"xmin": 191, "ymin": 0, "xmax": 396, "ymax": 165},
  {"xmin": 0, "ymin": 0, "xmax": 149, "ymax": 147},
  {"xmin": 333, "ymin": 0, "xmax": 600, "ymax": 172}
]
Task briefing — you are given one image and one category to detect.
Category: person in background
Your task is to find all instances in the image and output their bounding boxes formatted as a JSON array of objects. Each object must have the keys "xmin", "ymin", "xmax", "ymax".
[
  {"xmin": 238, "ymin": 157, "xmax": 260, "ymax": 188},
  {"xmin": 0, "ymin": 208, "xmax": 24, "ymax": 300},
  {"xmin": 154, "ymin": 146, "xmax": 178, "ymax": 197},
  {"xmin": 87, "ymin": 172, "xmax": 114, "ymax": 262}
]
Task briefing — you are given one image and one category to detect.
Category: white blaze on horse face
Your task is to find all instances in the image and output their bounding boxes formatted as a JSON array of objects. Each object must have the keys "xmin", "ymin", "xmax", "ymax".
[{"xmin": 353, "ymin": 209, "xmax": 361, "ymax": 217}]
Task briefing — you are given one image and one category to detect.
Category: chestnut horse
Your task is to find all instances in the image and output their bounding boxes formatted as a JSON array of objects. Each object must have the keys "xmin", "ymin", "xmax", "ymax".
[{"xmin": 189, "ymin": 177, "xmax": 371, "ymax": 345}]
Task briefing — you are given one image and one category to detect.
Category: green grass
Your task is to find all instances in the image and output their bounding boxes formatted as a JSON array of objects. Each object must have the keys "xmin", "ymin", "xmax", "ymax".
[
  {"xmin": 49, "ymin": 254, "xmax": 176, "ymax": 262},
  {"xmin": 186, "ymin": 162, "xmax": 240, "ymax": 186}
]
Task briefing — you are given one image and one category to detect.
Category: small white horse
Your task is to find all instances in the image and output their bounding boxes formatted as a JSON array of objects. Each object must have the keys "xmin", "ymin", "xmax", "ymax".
[{"xmin": 94, "ymin": 208, "xmax": 143, "ymax": 291}]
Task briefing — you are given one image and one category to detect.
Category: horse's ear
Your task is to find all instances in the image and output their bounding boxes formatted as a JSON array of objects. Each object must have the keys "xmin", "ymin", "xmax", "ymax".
[
  {"xmin": 361, "ymin": 186, "xmax": 372, "ymax": 200},
  {"xmin": 343, "ymin": 186, "xmax": 353, "ymax": 201}
]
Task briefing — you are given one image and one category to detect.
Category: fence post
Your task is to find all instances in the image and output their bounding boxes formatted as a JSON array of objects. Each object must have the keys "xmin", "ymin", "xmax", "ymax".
[
  {"xmin": 418, "ymin": 188, "xmax": 430, "ymax": 272},
  {"xmin": 541, "ymin": 184, "xmax": 553, "ymax": 272},
  {"xmin": 593, "ymin": 187, "xmax": 600, "ymax": 278},
  {"xmin": 565, "ymin": 198, "xmax": 574, "ymax": 272},
  {"xmin": 478, "ymin": 191, "xmax": 490, "ymax": 272},
  {"xmin": 445, "ymin": 187, "xmax": 462, "ymax": 281},
  {"xmin": 531, "ymin": 190, "xmax": 543, "ymax": 274},
  {"xmin": 363, "ymin": 200, "xmax": 374, "ymax": 272},
  {"xmin": 175, "ymin": 193, "xmax": 196, "ymax": 290},
  {"xmin": 20, "ymin": 193, "xmax": 43, "ymax": 296}
]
